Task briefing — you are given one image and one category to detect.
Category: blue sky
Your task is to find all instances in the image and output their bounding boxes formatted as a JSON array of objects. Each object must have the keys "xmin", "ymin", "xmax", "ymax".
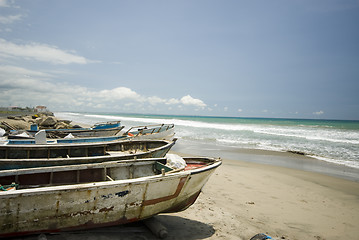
[{"xmin": 0, "ymin": 0, "xmax": 358, "ymax": 120}]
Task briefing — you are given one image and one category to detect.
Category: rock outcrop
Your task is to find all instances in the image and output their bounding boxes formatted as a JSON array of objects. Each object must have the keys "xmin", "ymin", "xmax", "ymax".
[{"xmin": 0, "ymin": 112, "xmax": 76, "ymax": 133}]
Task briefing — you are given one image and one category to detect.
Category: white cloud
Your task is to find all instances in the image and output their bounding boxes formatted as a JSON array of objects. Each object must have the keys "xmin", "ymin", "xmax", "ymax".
[
  {"xmin": 147, "ymin": 96, "xmax": 166, "ymax": 105},
  {"xmin": 180, "ymin": 95, "xmax": 206, "ymax": 108},
  {"xmin": 237, "ymin": 108, "xmax": 242, "ymax": 112},
  {"xmin": 97, "ymin": 87, "xmax": 141, "ymax": 101},
  {"xmin": 166, "ymin": 98, "xmax": 180, "ymax": 105},
  {"xmin": 0, "ymin": 38, "xmax": 90, "ymax": 64},
  {"xmin": 0, "ymin": 0, "xmax": 10, "ymax": 7},
  {"xmin": 0, "ymin": 14, "xmax": 22, "ymax": 24},
  {"xmin": 313, "ymin": 110, "xmax": 324, "ymax": 115},
  {"xmin": 224, "ymin": 107, "xmax": 228, "ymax": 111}
]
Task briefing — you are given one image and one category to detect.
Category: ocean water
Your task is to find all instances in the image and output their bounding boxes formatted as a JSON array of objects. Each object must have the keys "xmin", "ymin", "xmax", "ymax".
[{"xmin": 55, "ymin": 112, "xmax": 359, "ymax": 169}]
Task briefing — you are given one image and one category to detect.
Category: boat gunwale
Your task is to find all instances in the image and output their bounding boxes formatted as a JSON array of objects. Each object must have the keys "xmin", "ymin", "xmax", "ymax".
[
  {"xmin": 124, "ymin": 124, "xmax": 174, "ymax": 135},
  {"xmin": 0, "ymin": 140, "xmax": 175, "ymax": 162},
  {"xmin": 1, "ymin": 139, "xmax": 173, "ymax": 149},
  {"xmin": 0, "ymin": 157, "xmax": 165, "ymax": 176},
  {"xmin": 0, "ymin": 157, "xmax": 221, "ymax": 196}
]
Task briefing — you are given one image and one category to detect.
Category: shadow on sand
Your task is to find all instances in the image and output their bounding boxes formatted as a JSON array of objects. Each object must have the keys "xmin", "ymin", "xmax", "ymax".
[{"xmin": 11, "ymin": 215, "xmax": 215, "ymax": 240}]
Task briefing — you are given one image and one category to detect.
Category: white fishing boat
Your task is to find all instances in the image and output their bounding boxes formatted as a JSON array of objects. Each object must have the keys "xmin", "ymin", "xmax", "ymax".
[
  {"xmin": 0, "ymin": 156, "xmax": 221, "ymax": 238},
  {"xmin": 0, "ymin": 139, "xmax": 176, "ymax": 170},
  {"xmin": 123, "ymin": 124, "xmax": 175, "ymax": 140}
]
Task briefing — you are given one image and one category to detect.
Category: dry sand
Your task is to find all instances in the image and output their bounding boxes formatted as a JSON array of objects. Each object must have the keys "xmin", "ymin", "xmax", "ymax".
[
  {"xmin": 14, "ymin": 151, "xmax": 359, "ymax": 240},
  {"xmin": 166, "ymin": 157, "xmax": 359, "ymax": 240}
]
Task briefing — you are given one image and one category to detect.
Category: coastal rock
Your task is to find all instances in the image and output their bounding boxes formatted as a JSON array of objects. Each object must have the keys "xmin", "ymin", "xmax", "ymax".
[
  {"xmin": 54, "ymin": 122, "xmax": 71, "ymax": 129},
  {"xmin": 39, "ymin": 116, "xmax": 57, "ymax": 127},
  {"xmin": 22, "ymin": 115, "xmax": 35, "ymax": 123},
  {"xmin": 60, "ymin": 119, "xmax": 72, "ymax": 125},
  {"xmin": 0, "ymin": 112, "xmax": 74, "ymax": 133},
  {"xmin": 0, "ymin": 119, "xmax": 31, "ymax": 130}
]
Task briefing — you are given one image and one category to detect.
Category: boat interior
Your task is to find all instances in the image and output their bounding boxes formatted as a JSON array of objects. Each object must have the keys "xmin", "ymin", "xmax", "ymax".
[
  {"xmin": 124, "ymin": 124, "xmax": 174, "ymax": 136},
  {"xmin": 0, "ymin": 159, "xmax": 171, "ymax": 190},
  {"xmin": 0, "ymin": 158, "xmax": 213, "ymax": 191}
]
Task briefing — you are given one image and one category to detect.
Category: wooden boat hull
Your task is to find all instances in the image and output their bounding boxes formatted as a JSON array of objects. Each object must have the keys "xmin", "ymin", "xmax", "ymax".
[
  {"xmin": 0, "ymin": 139, "xmax": 176, "ymax": 170},
  {"xmin": 124, "ymin": 124, "xmax": 175, "ymax": 141},
  {"xmin": 0, "ymin": 157, "xmax": 221, "ymax": 238}
]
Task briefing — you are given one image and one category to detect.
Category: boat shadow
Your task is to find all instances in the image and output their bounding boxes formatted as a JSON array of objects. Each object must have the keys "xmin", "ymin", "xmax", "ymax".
[
  {"xmin": 156, "ymin": 214, "xmax": 215, "ymax": 239},
  {"xmin": 14, "ymin": 215, "xmax": 215, "ymax": 240}
]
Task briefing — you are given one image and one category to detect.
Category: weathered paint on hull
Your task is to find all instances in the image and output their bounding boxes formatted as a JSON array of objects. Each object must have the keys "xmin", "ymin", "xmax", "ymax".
[{"xmin": 0, "ymin": 164, "xmax": 219, "ymax": 238}]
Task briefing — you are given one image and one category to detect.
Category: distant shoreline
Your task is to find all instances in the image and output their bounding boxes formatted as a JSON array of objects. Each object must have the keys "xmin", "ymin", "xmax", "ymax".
[{"xmin": 56, "ymin": 110, "xmax": 359, "ymax": 122}]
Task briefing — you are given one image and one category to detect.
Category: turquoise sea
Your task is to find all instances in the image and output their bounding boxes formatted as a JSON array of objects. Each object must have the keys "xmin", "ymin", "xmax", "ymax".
[{"xmin": 55, "ymin": 112, "xmax": 359, "ymax": 169}]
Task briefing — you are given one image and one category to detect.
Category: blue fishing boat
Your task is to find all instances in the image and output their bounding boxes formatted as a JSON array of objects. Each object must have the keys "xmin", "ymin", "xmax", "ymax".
[{"xmin": 25, "ymin": 121, "xmax": 123, "ymax": 138}]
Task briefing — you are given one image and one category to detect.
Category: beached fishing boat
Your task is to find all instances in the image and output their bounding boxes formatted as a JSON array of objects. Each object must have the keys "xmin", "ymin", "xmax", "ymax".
[
  {"xmin": 5, "ymin": 124, "xmax": 175, "ymax": 144},
  {"xmin": 123, "ymin": 124, "xmax": 175, "ymax": 140},
  {"xmin": 0, "ymin": 156, "xmax": 221, "ymax": 238},
  {"xmin": 0, "ymin": 139, "xmax": 176, "ymax": 170},
  {"xmin": 24, "ymin": 121, "xmax": 124, "ymax": 138}
]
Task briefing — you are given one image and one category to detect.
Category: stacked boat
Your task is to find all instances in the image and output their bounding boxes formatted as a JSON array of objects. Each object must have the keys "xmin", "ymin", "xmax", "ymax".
[{"xmin": 0, "ymin": 120, "xmax": 221, "ymax": 238}]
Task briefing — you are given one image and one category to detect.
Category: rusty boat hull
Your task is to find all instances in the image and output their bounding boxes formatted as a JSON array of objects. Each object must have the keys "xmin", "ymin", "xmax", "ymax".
[{"xmin": 0, "ymin": 157, "xmax": 221, "ymax": 238}]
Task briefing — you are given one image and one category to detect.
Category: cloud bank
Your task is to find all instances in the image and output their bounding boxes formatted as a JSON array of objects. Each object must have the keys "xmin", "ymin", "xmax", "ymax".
[{"xmin": 0, "ymin": 65, "xmax": 207, "ymax": 112}]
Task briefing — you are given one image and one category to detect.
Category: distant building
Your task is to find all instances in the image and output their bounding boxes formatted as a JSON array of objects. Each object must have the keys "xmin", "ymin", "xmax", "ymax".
[
  {"xmin": 35, "ymin": 106, "xmax": 47, "ymax": 112},
  {"xmin": 8, "ymin": 106, "xmax": 20, "ymax": 110}
]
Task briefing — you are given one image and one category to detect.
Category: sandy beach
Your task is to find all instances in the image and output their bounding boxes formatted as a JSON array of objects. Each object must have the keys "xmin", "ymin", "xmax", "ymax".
[
  {"xmin": 1, "ymin": 116, "xmax": 359, "ymax": 240},
  {"xmin": 159, "ymin": 150, "xmax": 359, "ymax": 240},
  {"xmin": 9, "ymin": 149, "xmax": 358, "ymax": 240}
]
